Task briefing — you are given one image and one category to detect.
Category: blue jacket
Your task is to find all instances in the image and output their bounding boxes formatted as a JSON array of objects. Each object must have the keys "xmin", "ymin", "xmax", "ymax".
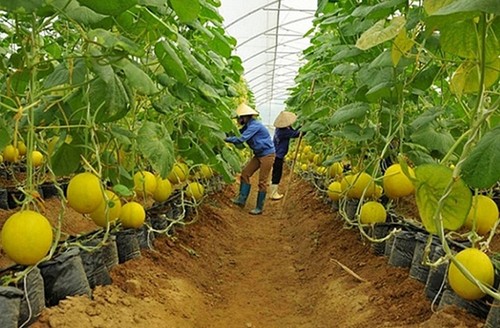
[
  {"xmin": 225, "ymin": 118, "xmax": 275, "ymax": 157},
  {"xmin": 274, "ymin": 127, "xmax": 300, "ymax": 159}
]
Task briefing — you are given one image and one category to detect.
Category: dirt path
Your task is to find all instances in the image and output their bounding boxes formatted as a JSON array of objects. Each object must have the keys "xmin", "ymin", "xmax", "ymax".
[{"xmin": 31, "ymin": 176, "xmax": 483, "ymax": 328}]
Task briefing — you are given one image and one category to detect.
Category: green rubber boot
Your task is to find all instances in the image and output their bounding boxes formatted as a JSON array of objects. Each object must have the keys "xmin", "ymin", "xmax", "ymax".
[
  {"xmin": 232, "ymin": 182, "xmax": 251, "ymax": 208},
  {"xmin": 250, "ymin": 191, "xmax": 266, "ymax": 215}
]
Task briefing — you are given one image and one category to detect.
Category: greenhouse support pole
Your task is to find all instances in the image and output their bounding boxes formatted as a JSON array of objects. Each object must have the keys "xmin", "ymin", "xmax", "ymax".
[{"xmin": 279, "ymin": 132, "xmax": 303, "ymax": 219}]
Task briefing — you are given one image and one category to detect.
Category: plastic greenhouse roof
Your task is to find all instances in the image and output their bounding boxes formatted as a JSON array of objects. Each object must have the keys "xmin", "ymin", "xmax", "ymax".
[{"xmin": 219, "ymin": 1, "xmax": 316, "ymax": 127}]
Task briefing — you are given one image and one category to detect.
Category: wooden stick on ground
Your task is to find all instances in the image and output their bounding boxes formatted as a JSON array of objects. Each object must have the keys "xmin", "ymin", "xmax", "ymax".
[
  {"xmin": 279, "ymin": 132, "xmax": 303, "ymax": 219},
  {"xmin": 330, "ymin": 258, "xmax": 369, "ymax": 283}
]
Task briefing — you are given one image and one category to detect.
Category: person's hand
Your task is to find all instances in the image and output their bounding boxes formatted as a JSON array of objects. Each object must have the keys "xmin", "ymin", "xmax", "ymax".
[{"xmin": 224, "ymin": 136, "xmax": 236, "ymax": 143}]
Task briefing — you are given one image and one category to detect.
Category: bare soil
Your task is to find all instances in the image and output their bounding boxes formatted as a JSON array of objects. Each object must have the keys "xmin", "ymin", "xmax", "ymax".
[{"xmin": 0, "ymin": 174, "xmax": 489, "ymax": 327}]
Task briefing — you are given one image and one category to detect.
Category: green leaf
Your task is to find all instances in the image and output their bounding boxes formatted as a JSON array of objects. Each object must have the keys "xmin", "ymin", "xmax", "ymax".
[
  {"xmin": 194, "ymin": 79, "xmax": 220, "ymax": 102},
  {"xmin": 391, "ymin": 29, "xmax": 414, "ymax": 66},
  {"xmin": 177, "ymin": 36, "xmax": 216, "ymax": 84},
  {"xmin": 365, "ymin": 82, "xmax": 395, "ymax": 103},
  {"xmin": 332, "ymin": 63, "xmax": 358, "ymax": 76},
  {"xmin": 352, "ymin": 0, "xmax": 406, "ymax": 19},
  {"xmin": 331, "ymin": 46, "xmax": 363, "ymax": 61},
  {"xmin": 432, "ymin": 0, "xmax": 500, "ymax": 16},
  {"xmin": 0, "ymin": 0, "xmax": 45, "ymax": 13},
  {"xmin": 114, "ymin": 59, "xmax": 158, "ymax": 95},
  {"xmin": 330, "ymin": 102, "xmax": 370, "ymax": 126},
  {"xmin": 450, "ymin": 58, "xmax": 500, "ymax": 96},
  {"xmin": 426, "ymin": 0, "xmax": 499, "ymax": 27},
  {"xmin": 356, "ymin": 16, "xmax": 406, "ymax": 51},
  {"xmin": 43, "ymin": 59, "xmax": 87, "ymax": 89},
  {"xmin": 199, "ymin": 0, "xmax": 223, "ymax": 23},
  {"xmin": 137, "ymin": 121, "xmax": 175, "ymax": 178},
  {"xmin": 170, "ymin": 0, "xmax": 200, "ymax": 23},
  {"xmin": 208, "ymin": 27, "xmax": 233, "ymax": 58},
  {"xmin": 88, "ymin": 29, "xmax": 144, "ymax": 56},
  {"xmin": 212, "ymin": 154, "xmax": 235, "ymax": 183},
  {"xmin": 461, "ymin": 126, "xmax": 500, "ymax": 189},
  {"xmin": 411, "ymin": 65, "xmax": 440, "ymax": 91},
  {"xmin": 112, "ymin": 184, "xmax": 134, "ymax": 197},
  {"xmin": 51, "ymin": 143, "xmax": 82, "ymax": 176},
  {"xmin": 110, "ymin": 126, "xmax": 133, "ymax": 147},
  {"xmin": 357, "ymin": 65, "xmax": 394, "ymax": 89},
  {"xmin": 51, "ymin": 0, "xmax": 108, "ymax": 24},
  {"xmin": 183, "ymin": 138, "xmax": 210, "ymax": 163},
  {"xmin": 407, "ymin": 150, "xmax": 436, "ymax": 166},
  {"xmin": 414, "ymin": 164, "xmax": 472, "ymax": 234},
  {"xmin": 0, "ymin": 119, "xmax": 12, "ymax": 150},
  {"xmin": 154, "ymin": 41, "xmax": 188, "ymax": 84},
  {"xmin": 221, "ymin": 146, "xmax": 241, "ymax": 172},
  {"xmin": 88, "ymin": 58, "xmax": 130, "ymax": 122},
  {"xmin": 423, "ymin": 0, "xmax": 454, "ymax": 15},
  {"xmin": 440, "ymin": 20, "xmax": 478, "ymax": 59},
  {"xmin": 340, "ymin": 124, "xmax": 375, "ymax": 142},
  {"xmin": 410, "ymin": 125, "xmax": 455, "ymax": 156},
  {"xmin": 410, "ymin": 107, "xmax": 443, "ymax": 130},
  {"xmin": 8, "ymin": 70, "xmax": 31, "ymax": 95},
  {"xmin": 76, "ymin": 0, "xmax": 138, "ymax": 15}
]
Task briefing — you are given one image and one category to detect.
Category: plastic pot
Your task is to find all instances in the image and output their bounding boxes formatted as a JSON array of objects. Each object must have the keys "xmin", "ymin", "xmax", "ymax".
[
  {"xmin": 409, "ymin": 233, "xmax": 438, "ymax": 283},
  {"xmin": 80, "ymin": 240, "xmax": 112, "ymax": 289},
  {"xmin": 344, "ymin": 200, "xmax": 358, "ymax": 220},
  {"xmin": 115, "ymin": 229, "xmax": 141, "ymax": 264},
  {"xmin": 388, "ymin": 230, "xmax": 417, "ymax": 268},
  {"xmin": 7, "ymin": 188, "xmax": 44, "ymax": 210},
  {"xmin": 18, "ymin": 267, "xmax": 45, "ymax": 327},
  {"xmin": 424, "ymin": 246, "xmax": 447, "ymax": 302},
  {"xmin": 0, "ymin": 286, "xmax": 24, "ymax": 328},
  {"xmin": 0, "ymin": 188, "xmax": 9, "ymax": 210},
  {"xmin": 137, "ymin": 225, "xmax": 155, "ymax": 249},
  {"xmin": 40, "ymin": 183, "xmax": 59, "ymax": 199},
  {"xmin": 371, "ymin": 222, "xmax": 401, "ymax": 256},
  {"xmin": 485, "ymin": 298, "xmax": 500, "ymax": 328},
  {"xmin": 438, "ymin": 288, "xmax": 490, "ymax": 319},
  {"xmin": 39, "ymin": 247, "xmax": 92, "ymax": 306},
  {"xmin": 149, "ymin": 214, "xmax": 169, "ymax": 233},
  {"xmin": 100, "ymin": 236, "xmax": 119, "ymax": 271}
]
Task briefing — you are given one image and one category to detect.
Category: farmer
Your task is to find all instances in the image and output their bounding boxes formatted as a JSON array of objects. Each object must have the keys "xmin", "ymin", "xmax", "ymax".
[
  {"xmin": 270, "ymin": 111, "xmax": 301, "ymax": 200},
  {"xmin": 224, "ymin": 103, "xmax": 276, "ymax": 215}
]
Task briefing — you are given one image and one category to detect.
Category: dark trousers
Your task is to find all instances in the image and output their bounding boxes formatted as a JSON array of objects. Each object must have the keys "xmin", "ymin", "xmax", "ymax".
[{"xmin": 271, "ymin": 157, "xmax": 284, "ymax": 184}]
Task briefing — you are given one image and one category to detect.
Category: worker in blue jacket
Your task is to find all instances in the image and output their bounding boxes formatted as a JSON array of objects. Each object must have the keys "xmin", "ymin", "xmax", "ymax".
[
  {"xmin": 224, "ymin": 103, "xmax": 276, "ymax": 215},
  {"xmin": 270, "ymin": 111, "xmax": 300, "ymax": 200}
]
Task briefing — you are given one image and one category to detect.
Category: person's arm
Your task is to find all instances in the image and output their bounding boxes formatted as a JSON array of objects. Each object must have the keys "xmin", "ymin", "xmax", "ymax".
[
  {"xmin": 281, "ymin": 128, "xmax": 301, "ymax": 139},
  {"xmin": 224, "ymin": 123, "xmax": 258, "ymax": 144}
]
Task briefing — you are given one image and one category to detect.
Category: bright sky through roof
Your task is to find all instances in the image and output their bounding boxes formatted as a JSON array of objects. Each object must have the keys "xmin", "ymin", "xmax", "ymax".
[{"xmin": 219, "ymin": 1, "xmax": 316, "ymax": 128}]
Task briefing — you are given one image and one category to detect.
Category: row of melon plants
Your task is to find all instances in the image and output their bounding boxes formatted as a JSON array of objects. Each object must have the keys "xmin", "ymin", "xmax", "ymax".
[
  {"xmin": 284, "ymin": 0, "xmax": 500, "ymax": 310},
  {"xmin": 0, "ymin": 0, "xmax": 249, "ymax": 302}
]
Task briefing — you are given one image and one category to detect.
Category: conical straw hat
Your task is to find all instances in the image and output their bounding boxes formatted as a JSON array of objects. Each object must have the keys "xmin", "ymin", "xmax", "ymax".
[
  {"xmin": 236, "ymin": 103, "xmax": 259, "ymax": 117},
  {"xmin": 274, "ymin": 111, "xmax": 297, "ymax": 128}
]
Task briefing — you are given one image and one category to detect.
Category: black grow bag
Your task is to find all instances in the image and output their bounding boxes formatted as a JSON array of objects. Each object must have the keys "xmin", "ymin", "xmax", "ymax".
[
  {"xmin": 39, "ymin": 248, "xmax": 92, "ymax": 306},
  {"xmin": 80, "ymin": 240, "xmax": 113, "ymax": 289},
  {"xmin": 439, "ymin": 288, "xmax": 491, "ymax": 319},
  {"xmin": 115, "ymin": 229, "xmax": 141, "ymax": 263},
  {"xmin": 137, "ymin": 225, "xmax": 156, "ymax": 249},
  {"xmin": 424, "ymin": 246, "xmax": 447, "ymax": 302},
  {"xmin": 0, "ymin": 188, "xmax": 9, "ymax": 210},
  {"xmin": 388, "ymin": 230, "xmax": 418, "ymax": 268},
  {"xmin": 371, "ymin": 222, "xmax": 402, "ymax": 256},
  {"xmin": 409, "ymin": 233, "xmax": 438, "ymax": 283},
  {"xmin": 485, "ymin": 298, "xmax": 500, "ymax": 328},
  {"xmin": 17, "ymin": 267, "xmax": 45, "ymax": 327},
  {"xmin": 0, "ymin": 286, "xmax": 24, "ymax": 328},
  {"xmin": 100, "ymin": 236, "xmax": 119, "ymax": 271}
]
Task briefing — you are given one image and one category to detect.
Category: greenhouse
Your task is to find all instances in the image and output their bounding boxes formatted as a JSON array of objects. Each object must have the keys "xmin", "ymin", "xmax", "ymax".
[{"xmin": 0, "ymin": 0, "xmax": 498, "ymax": 327}]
